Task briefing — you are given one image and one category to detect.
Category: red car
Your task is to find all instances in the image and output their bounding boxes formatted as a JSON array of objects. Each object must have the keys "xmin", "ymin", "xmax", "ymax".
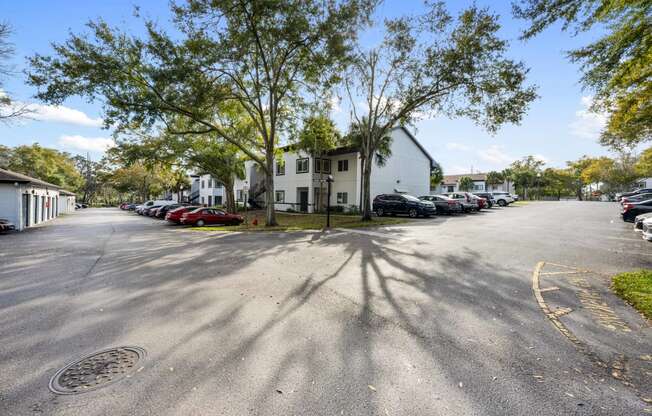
[
  {"xmin": 180, "ymin": 208, "xmax": 244, "ymax": 227},
  {"xmin": 165, "ymin": 206, "xmax": 201, "ymax": 224}
]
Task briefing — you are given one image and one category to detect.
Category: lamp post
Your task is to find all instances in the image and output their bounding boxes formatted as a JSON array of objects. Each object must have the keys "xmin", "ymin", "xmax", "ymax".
[
  {"xmin": 536, "ymin": 172, "xmax": 542, "ymax": 200},
  {"xmin": 326, "ymin": 175, "xmax": 334, "ymax": 228}
]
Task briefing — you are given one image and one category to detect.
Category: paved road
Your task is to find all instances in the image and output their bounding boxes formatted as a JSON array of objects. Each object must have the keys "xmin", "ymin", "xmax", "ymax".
[{"xmin": 0, "ymin": 202, "xmax": 650, "ymax": 415}]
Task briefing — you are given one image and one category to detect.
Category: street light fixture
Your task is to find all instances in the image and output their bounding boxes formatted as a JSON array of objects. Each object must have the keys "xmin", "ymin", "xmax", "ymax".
[{"xmin": 326, "ymin": 175, "xmax": 334, "ymax": 228}]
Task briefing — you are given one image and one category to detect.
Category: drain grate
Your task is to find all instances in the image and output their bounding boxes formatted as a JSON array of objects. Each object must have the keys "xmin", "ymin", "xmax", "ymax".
[{"xmin": 49, "ymin": 346, "xmax": 145, "ymax": 395}]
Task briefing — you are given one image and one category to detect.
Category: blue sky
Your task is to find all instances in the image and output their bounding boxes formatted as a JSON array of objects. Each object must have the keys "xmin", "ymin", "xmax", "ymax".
[{"xmin": 0, "ymin": 0, "xmax": 614, "ymax": 174}]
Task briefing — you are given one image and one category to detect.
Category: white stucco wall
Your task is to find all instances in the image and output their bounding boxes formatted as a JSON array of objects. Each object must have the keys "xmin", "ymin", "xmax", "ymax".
[
  {"xmin": 369, "ymin": 128, "xmax": 431, "ymax": 199},
  {"xmin": 0, "ymin": 184, "xmax": 20, "ymax": 229},
  {"xmin": 198, "ymin": 174, "xmax": 225, "ymax": 206},
  {"xmin": 0, "ymin": 184, "xmax": 60, "ymax": 231}
]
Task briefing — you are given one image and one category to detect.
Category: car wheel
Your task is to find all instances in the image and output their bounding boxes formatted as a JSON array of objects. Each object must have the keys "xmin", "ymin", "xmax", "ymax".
[
  {"xmin": 376, "ymin": 208, "xmax": 385, "ymax": 217},
  {"xmin": 498, "ymin": 200, "xmax": 506, "ymax": 207},
  {"xmin": 408, "ymin": 208, "xmax": 418, "ymax": 218},
  {"xmin": 196, "ymin": 219, "xmax": 205, "ymax": 227}
]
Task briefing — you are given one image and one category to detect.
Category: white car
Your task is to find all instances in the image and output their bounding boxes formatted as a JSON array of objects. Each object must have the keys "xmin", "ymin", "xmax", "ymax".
[
  {"xmin": 491, "ymin": 192, "xmax": 515, "ymax": 207},
  {"xmin": 641, "ymin": 218, "xmax": 652, "ymax": 242}
]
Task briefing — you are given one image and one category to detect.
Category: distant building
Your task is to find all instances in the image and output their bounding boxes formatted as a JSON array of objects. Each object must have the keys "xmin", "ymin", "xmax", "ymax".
[
  {"xmin": 196, "ymin": 174, "xmax": 225, "ymax": 206},
  {"xmin": 435, "ymin": 173, "xmax": 514, "ymax": 194},
  {"xmin": 0, "ymin": 168, "xmax": 75, "ymax": 231},
  {"xmin": 635, "ymin": 177, "xmax": 652, "ymax": 189}
]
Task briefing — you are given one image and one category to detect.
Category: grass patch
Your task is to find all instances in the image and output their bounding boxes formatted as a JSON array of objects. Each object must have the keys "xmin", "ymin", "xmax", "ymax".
[
  {"xmin": 191, "ymin": 212, "xmax": 409, "ymax": 232},
  {"xmin": 612, "ymin": 269, "xmax": 652, "ymax": 320}
]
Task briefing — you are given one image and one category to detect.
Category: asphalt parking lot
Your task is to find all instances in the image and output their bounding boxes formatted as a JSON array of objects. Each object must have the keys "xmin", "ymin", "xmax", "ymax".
[{"xmin": 0, "ymin": 202, "xmax": 650, "ymax": 415}]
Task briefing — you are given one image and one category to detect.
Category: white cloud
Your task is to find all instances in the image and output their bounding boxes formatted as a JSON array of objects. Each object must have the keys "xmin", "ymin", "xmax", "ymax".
[
  {"xmin": 445, "ymin": 142, "xmax": 471, "ymax": 151},
  {"xmin": 58, "ymin": 135, "xmax": 115, "ymax": 153},
  {"xmin": 27, "ymin": 103, "xmax": 103, "ymax": 127},
  {"xmin": 477, "ymin": 145, "xmax": 514, "ymax": 165},
  {"xmin": 569, "ymin": 96, "xmax": 607, "ymax": 140},
  {"xmin": 532, "ymin": 154, "xmax": 549, "ymax": 164},
  {"xmin": 0, "ymin": 92, "xmax": 103, "ymax": 127}
]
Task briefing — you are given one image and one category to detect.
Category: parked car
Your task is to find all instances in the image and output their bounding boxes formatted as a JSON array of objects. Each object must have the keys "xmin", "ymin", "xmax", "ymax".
[
  {"xmin": 0, "ymin": 219, "xmax": 16, "ymax": 232},
  {"xmin": 148, "ymin": 206, "xmax": 164, "ymax": 217},
  {"xmin": 473, "ymin": 192, "xmax": 495, "ymax": 208},
  {"xmin": 642, "ymin": 218, "xmax": 652, "ymax": 242},
  {"xmin": 442, "ymin": 192, "xmax": 478, "ymax": 212},
  {"xmin": 373, "ymin": 194, "xmax": 436, "ymax": 218},
  {"xmin": 618, "ymin": 188, "xmax": 652, "ymax": 201},
  {"xmin": 621, "ymin": 199, "xmax": 652, "ymax": 222},
  {"xmin": 491, "ymin": 192, "xmax": 514, "ymax": 207},
  {"xmin": 634, "ymin": 212, "xmax": 652, "ymax": 231},
  {"xmin": 621, "ymin": 192, "xmax": 652, "ymax": 204},
  {"xmin": 180, "ymin": 208, "xmax": 244, "ymax": 226},
  {"xmin": 155, "ymin": 204, "xmax": 184, "ymax": 219},
  {"xmin": 135, "ymin": 200, "xmax": 176, "ymax": 215},
  {"xmin": 469, "ymin": 193, "xmax": 487, "ymax": 210},
  {"xmin": 165, "ymin": 206, "xmax": 201, "ymax": 224},
  {"xmin": 142, "ymin": 205, "xmax": 163, "ymax": 216},
  {"xmin": 418, "ymin": 195, "xmax": 463, "ymax": 214}
]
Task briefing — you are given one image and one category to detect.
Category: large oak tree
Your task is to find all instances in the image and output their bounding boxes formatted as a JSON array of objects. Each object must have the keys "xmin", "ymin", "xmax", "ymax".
[
  {"xmin": 28, "ymin": 0, "xmax": 374, "ymax": 225},
  {"xmin": 344, "ymin": 3, "xmax": 537, "ymax": 220}
]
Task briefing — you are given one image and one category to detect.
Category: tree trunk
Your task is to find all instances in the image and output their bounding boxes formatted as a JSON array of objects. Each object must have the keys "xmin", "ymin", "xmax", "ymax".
[
  {"xmin": 224, "ymin": 181, "xmax": 236, "ymax": 213},
  {"xmin": 361, "ymin": 155, "xmax": 373, "ymax": 221},
  {"xmin": 264, "ymin": 150, "xmax": 278, "ymax": 226}
]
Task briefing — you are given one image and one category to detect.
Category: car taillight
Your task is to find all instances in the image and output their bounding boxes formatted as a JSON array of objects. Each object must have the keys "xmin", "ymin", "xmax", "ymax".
[
  {"xmin": 623, "ymin": 203, "xmax": 632, "ymax": 210},
  {"xmin": 447, "ymin": 201, "xmax": 455, "ymax": 205}
]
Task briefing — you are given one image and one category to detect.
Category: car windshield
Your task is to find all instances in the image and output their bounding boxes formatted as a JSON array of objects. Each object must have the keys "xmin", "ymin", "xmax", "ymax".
[{"xmin": 403, "ymin": 195, "xmax": 421, "ymax": 202}]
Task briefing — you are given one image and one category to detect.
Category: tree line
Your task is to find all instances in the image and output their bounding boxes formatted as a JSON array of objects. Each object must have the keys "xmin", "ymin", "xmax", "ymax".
[
  {"xmin": 454, "ymin": 150, "xmax": 652, "ymax": 200},
  {"xmin": 1, "ymin": 0, "xmax": 648, "ymax": 223}
]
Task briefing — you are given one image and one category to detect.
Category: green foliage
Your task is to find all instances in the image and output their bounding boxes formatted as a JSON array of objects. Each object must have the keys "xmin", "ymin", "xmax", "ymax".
[
  {"xmin": 635, "ymin": 147, "xmax": 652, "ymax": 177},
  {"xmin": 486, "ymin": 171, "xmax": 504, "ymax": 187},
  {"xmin": 27, "ymin": 0, "xmax": 374, "ymax": 226},
  {"xmin": 344, "ymin": 2, "xmax": 536, "ymax": 219},
  {"xmin": 430, "ymin": 161, "xmax": 444, "ymax": 188},
  {"xmin": 514, "ymin": 0, "xmax": 652, "ymax": 149},
  {"xmin": 612, "ymin": 269, "xmax": 652, "ymax": 320},
  {"xmin": 297, "ymin": 114, "xmax": 341, "ymax": 157},
  {"xmin": 458, "ymin": 176, "xmax": 474, "ymax": 192},
  {"xmin": 0, "ymin": 144, "xmax": 83, "ymax": 191},
  {"xmin": 540, "ymin": 168, "xmax": 576, "ymax": 199},
  {"xmin": 509, "ymin": 156, "xmax": 545, "ymax": 199}
]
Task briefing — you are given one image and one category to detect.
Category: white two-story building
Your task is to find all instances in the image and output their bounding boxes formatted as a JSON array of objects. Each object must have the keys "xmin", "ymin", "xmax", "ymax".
[{"xmin": 235, "ymin": 126, "xmax": 434, "ymax": 213}]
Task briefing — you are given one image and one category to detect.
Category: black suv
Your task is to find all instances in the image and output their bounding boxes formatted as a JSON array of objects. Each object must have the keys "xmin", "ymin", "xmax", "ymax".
[
  {"xmin": 473, "ymin": 192, "xmax": 495, "ymax": 208},
  {"xmin": 373, "ymin": 194, "xmax": 436, "ymax": 218}
]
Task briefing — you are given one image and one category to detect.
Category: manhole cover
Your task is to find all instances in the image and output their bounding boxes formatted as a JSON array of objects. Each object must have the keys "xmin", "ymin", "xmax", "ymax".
[{"xmin": 49, "ymin": 346, "xmax": 146, "ymax": 395}]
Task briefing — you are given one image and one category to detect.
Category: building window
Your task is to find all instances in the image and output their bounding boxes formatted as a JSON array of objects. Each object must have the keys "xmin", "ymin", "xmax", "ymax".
[
  {"xmin": 314, "ymin": 158, "xmax": 331, "ymax": 174},
  {"xmin": 201, "ymin": 196, "xmax": 205, "ymax": 204},
  {"xmin": 276, "ymin": 161, "xmax": 285, "ymax": 176},
  {"xmin": 208, "ymin": 195, "xmax": 212, "ymax": 206},
  {"xmin": 337, "ymin": 192, "xmax": 348, "ymax": 204},
  {"xmin": 215, "ymin": 196, "xmax": 222, "ymax": 205},
  {"xmin": 447, "ymin": 185, "xmax": 454, "ymax": 192},
  {"xmin": 201, "ymin": 180, "xmax": 205, "ymax": 189},
  {"xmin": 275, "ymin": 190, "xmax": 285, "ymax": 203},
  {"xmin": 337, "ymin": 159, "xmax": 348, "ymax": 172},
  {"xmin": 474, "ymin": 183, "xmax": 484, "ymax": 191},
  {"xmin": 296, "ymin": 158, "xmax": 309, "ymax": 174},
  {"xmin": 237, "ymin": 190, "xmax": 243, "ymax": 202},
  {"xmin": 208, "ymin": 178, "xmax": 213, "ymax": 188}
]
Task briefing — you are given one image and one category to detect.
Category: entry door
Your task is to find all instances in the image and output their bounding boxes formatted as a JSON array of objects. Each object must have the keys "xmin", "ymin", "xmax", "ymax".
[
  {"xmin": 22, "ymin": 194, "xmax": 30, "ymax": 228},
  {"xmin": 298, "ymin": 189, "xmax": 309, "ymax": 212},
  {"xmin": 33, "ymin": 195, "xmax": 39, "ymax": 224}
]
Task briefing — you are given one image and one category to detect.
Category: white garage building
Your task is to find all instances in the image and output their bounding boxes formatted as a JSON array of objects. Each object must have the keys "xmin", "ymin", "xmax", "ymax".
[{"xmin": 0, "ymin": 168, "xmax": 75, "ymax": 231}]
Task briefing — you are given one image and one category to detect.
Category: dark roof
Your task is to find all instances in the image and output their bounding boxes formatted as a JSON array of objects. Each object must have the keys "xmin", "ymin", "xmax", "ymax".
[
  {"xmin": 441, "ymin": 173, "xmax": 487, "ymax": 184},
  {"xmin": 0, "ymin": 168, "xmax": 62, "ymax": 189},
  {"xmin": 58, "ymin": 189, "xmax": 76, "ymax": 196}
]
